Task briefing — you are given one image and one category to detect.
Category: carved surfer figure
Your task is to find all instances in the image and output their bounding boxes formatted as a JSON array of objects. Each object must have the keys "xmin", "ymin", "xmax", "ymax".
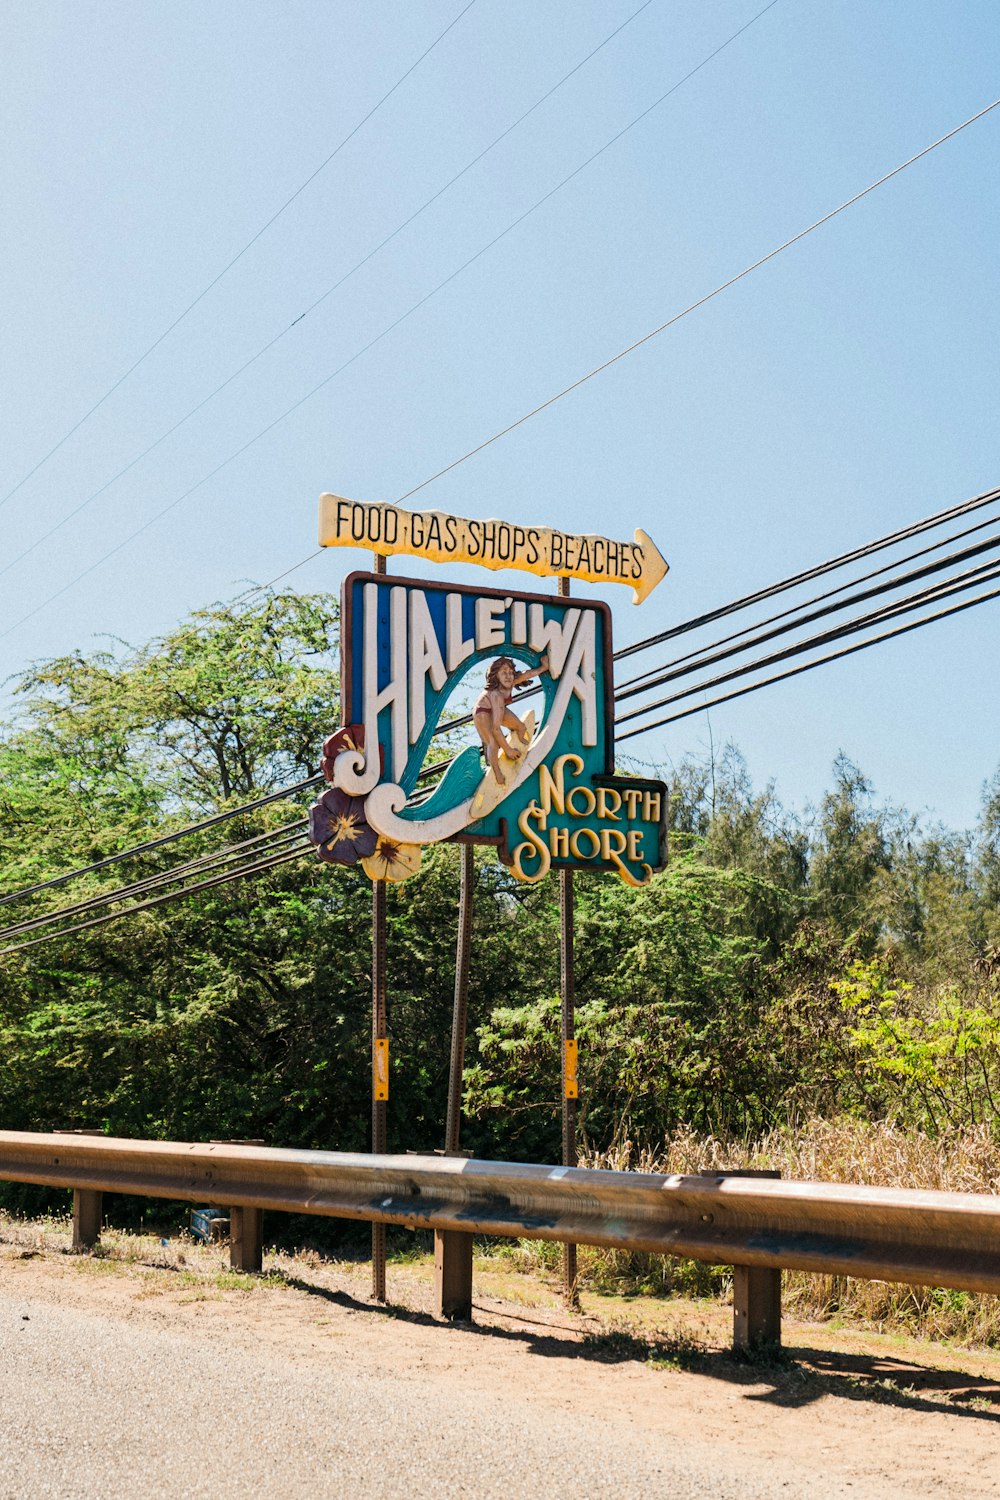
[{"xmin": 474, "ymin": 655, "xmax": 549, "ymax": 784}]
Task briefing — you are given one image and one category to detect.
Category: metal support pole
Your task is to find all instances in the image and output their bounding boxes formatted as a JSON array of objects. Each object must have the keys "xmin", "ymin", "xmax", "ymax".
[
  {"xmin": 445, "ymin": 843, "xmax": 474, "ymax": 1156},
  {"xmin": 556, "ymin": 574, "xmax": 578, "ymax": 1305},
  {"xmin": 560, "ymin": 864, "xmax": 578, "ymax": 1304},
  {"xmin": 370, "ymin": 549, "xmax": 389, "ymax": 1303},
  {"xmin": 435, "ymin": 842, "xmax": 475, "ymax": 1319},
  {"xmin": 72, "ymin": 1189, "xmax": 103, "ymax": 1250},
  {"xmin": 372, "ymin": 875, "xmax": 388, "ymax": 1302}
]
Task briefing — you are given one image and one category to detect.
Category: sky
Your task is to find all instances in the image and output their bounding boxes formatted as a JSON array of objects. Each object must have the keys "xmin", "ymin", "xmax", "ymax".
[{"xmin": 2, "ymin": 1, "xmax": 998, "ymax": 833}]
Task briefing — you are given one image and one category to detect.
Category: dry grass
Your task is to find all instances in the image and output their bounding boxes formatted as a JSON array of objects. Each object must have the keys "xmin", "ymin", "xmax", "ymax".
[
  {"xmin": 584, "ymin": 1114, "xmax": 1000, "ymax": 1189},
  {"xmin": 565, "ymin": 1118, "xmax": 1000, "ymax": 1348}
]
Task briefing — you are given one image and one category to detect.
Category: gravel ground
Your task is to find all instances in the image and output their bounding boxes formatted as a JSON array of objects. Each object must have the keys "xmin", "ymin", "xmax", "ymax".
[
  {"xmin": 1, "ymin": 1234, "xmax": 999, "ymax": 1500},
  {"xmin": 0, "ymin": 1288, "xmax": 812, "ymax": 1500}
]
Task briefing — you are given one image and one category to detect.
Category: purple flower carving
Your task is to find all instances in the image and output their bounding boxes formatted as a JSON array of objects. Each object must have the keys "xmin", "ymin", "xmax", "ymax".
[{"xmin": 308, "ymin": 787, "xmax": 378, "ymax": 866}]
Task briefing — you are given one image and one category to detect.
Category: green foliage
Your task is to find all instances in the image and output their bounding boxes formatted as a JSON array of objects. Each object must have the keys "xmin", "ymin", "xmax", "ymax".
[
  {"xmin": 808, "ymin": 755, "xmax": 897, "ymax": 943},
  {"xmin": 833, "ymin": 958, "xmax": 1000, "ymax": 1131},
  {"xmin": 3, "ymin": 593, "xmax": 1000, "ymax": 1178}
]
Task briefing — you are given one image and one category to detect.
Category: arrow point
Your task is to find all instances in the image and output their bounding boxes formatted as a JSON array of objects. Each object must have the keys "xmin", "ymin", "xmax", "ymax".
[{"xmin": 632, "ymin": 528, "xmax": 669, "ymax": 604}]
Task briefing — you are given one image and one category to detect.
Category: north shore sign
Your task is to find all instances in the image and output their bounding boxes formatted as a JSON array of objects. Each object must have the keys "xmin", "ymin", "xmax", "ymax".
[{"xmin": 309, "ymin": 499, "xmax": 668, "ymax": 886}]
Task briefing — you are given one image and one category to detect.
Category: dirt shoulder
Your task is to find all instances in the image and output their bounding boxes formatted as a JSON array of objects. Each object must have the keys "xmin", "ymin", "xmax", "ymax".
[{"xmin": 3, "ymin": 1216, "xmax": 999, "ymax": 1499}]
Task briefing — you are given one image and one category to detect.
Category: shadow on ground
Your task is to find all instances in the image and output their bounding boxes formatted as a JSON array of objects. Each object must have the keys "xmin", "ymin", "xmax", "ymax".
[{"xmin": 277, "ymin": 1270, "xmax": 1000, "ymax": 1421}]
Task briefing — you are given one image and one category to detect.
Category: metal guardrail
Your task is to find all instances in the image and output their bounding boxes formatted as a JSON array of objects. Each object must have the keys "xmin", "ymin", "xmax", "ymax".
[{"xmin": 1, "ymin": 1130, "xmax": 998, "ymax": 1345}]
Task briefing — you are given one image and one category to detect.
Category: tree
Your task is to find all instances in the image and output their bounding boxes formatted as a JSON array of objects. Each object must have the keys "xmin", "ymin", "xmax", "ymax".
[
  {"xmin": 0, "ymin": 591, "xmax": 346, "ymax": 1148},
  {"xmin": 809, "ymin": 754, "xmax": 896, "ymax": 946}
]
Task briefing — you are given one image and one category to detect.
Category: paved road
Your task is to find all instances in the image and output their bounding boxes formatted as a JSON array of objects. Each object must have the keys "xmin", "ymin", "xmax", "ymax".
[{"xmin": 0, "ymin": 1288, "xmax": 809, "ymax": 1500}]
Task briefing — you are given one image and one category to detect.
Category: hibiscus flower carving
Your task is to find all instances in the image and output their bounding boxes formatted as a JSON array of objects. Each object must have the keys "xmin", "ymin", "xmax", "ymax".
[
  {"xmin": 308, "ymin": 787, "xmax": 378, "ymax": 866},
  {"xmin": 361, "ymin": 835, "xmax": 422, "ymax": 883}
]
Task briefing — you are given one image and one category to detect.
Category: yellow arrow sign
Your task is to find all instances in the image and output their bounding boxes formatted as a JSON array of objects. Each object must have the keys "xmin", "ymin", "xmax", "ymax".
[{"xmin": 318, "ymin": 494, "xmax": 668, "ymax": 604}]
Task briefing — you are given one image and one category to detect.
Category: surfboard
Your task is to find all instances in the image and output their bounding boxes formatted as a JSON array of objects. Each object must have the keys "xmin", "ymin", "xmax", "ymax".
[
  {"xmin": 396, "ymin": 745, "xmax": 484, "ymax": 823},
  {"xmin": 468, "ymin": 711, "xmax": 536, "ymax": 822}
]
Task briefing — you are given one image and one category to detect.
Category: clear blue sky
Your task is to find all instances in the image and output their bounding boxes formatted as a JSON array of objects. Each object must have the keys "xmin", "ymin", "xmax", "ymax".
[{"xmin": 2, "ymin": 1, "xmax": 998, "ymax": 831}]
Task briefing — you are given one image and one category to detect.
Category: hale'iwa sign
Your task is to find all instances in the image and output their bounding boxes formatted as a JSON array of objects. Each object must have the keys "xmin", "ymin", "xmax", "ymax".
[{"xmin": 309, "ymin": 499, "xmax": 668, "ymax": 886}]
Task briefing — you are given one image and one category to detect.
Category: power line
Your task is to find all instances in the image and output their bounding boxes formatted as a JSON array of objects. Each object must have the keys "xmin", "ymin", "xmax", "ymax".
[
  {"xmin": 618, "ymin": 575, "xmax": 1000, "ymax": 738},
  {"xmin": 0, "ymin": 821, "xmax": 307, "ymax": 943},
  {"xmin": 615, "ymin": 526, "xmax": 1000, "ymax": 701},
  {"xmin": 615, "ymin": 486, "xmax": 1000, "ymax": 683},
  {"xmin": 0, "ymin": 0, "xmax": 658, "ymax": 584},
  {"xmin": 374, "ymin": 485, "xmax": 1000, "ymax": 734},
  {"xmin": 0, "ymin": 737, "xmax": 456, "ymax": 923},
  {"xmin": 11, "ymin": 482, "xmax": 999, "ymax": 914},
  {"xmin": 616, "ymin": 553, "xmax": 1000, "ymax": 725},
  {"xmin": 231, "ymin": 92, "xmax": 1000, "ymax": 610},
  {"xmin": 0, "ymin": 841, "xmax": 315, "ymax": 959},
  {"xmin": 427, "ymin": 484, "xmax": 1000, "ymax": 731},
  {"xmin": 14, "ymin": 553, "xmax": 1000, "ymax": 951},
  {"xmin": 10, "ymin": 539, "xmax": 1000, "ymax": 949},
  {"xmin": 616, "ymin": 484, "xmax": 1000, "ymax": 666},
  {"xmin": 397, "ymin": 96, "xmax": 1000, "ymax": 505},
  {"xmin": 0, "ymin": 752, "xmax": 464, "ymax": 951},
  {"xmin": 617, "ymin": 555, "xmax": 1000, "ymax": 730},
  {"xmin": 0, "ymin": 1, "xmax": 479, "ymax": 517},
  {"xmin": 0, "ymin": 1, "xmax": 780, "ymax": 641},
  {"xmin": 8, "ymin": 478, "xmax": 1000, "ymax": 929},
  {"xmin": 0, "ymin": 773, "xmax": 322, "ymax": 909}
]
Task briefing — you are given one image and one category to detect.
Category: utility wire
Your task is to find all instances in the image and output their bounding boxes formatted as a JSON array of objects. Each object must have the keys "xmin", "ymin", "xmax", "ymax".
[
  {"xmin": 0, "ymin": 744, "xmax": 456, "ymax": 922},
  {"xmin": 12, "ymin": 543, "xmax": 1000, "ymax": 953},
  {"xmin": 618, "ymin": 576, "xmax": 1000, "ymax": 737},
  {"xmin": 0, "ymin": 1, "xmax": 780, "ymax": 641},
  {"xmin": 0, "ymin": 821, "xmax": 308, "ymax": 942},
  {"xmin": 0, "ymin": 751, "xmax": 464, "ymax": 951},
  {"xmin": 0, "ymin": 0, "xmax": 657, "ymax": 583},
  {"xmin": 8, "ymin": 479, "xmax": 1000, "ymax": 926},
  {"xmin": 617, "ymin": 554, "xmax": 1000, "ymax": 727},
  {"xmin": 0, "ymin": 773, "xmax": 322, "ymax": 909},
  {"xmin": 232, "ymin": 94, "xmax": 1000, "ymax": 610},
  {"xmin": 432, "ymin": 486, "xmax": 1000, "ymax": 725},
  {"xmin": 397, "ymin": 97, "xmax": 1000, "ymax": 505},
  {"xmin": 0, "ymin": 1, "xmax": 478, "ymax": 517},
  {"xmin": 616, "ymin": 484, "xmax": 1000, "ymax": 665},
  {"xmin": 615, "ymin": 526, "xmax": 1000, "ymax": 700},
  {"xmin": 443, "ymin": 490, "xmax": 1000, "ymax": 726},
  {"xmin": 10, "ymin": 482, "xmax": 998, "ymax": 913},
  {"xmin": 9, "ymin": 550, "xmax": 1000, "ymax": 950},
  {"xmin": 0, "ymin": 842, "xmax": 315, "ymax": 958},
  {"xmin": 616, "ymin": 494, "xmax": 1000, "ymax": 690},
  {"xmin": 446, "ymin": 544, "xmax": 1000, "ymax": 736}
]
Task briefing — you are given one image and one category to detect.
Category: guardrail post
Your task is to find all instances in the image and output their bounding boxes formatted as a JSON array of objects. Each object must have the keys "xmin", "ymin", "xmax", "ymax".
[
  {"xmin": 434, "ymin": 1229, "xmax": 474, "ymax": 1320},
  {"xmin": 210, "ymin": 1140, "xmax": 265, "ymax": 1272},
  {"xmin": 732, "ymin": 1264, "xmax": 782, "ymax": 1350},
  {"xmin": 725, "ymin": 1169, "xmax": 782, "ymax": 1352},
  {"xmin": 54, "ymin": 1132, "xmax": 104, "ymax": 1251},
  {"xmin": 230, "ymin": 1206, "xmax": 264, "ymax": 1273},
  {"xmin": 72, "ymin": 1189, "xmax": 103, "ymax": 1250}
]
